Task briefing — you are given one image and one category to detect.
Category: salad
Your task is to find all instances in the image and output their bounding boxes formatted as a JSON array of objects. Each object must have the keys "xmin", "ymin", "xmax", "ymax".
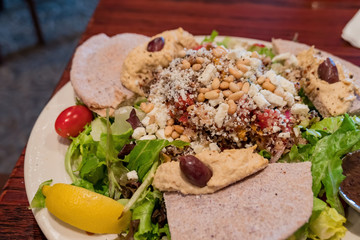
[{"xmin": 29, "ymin": 29, "xmax": 360, "ymax": 240}]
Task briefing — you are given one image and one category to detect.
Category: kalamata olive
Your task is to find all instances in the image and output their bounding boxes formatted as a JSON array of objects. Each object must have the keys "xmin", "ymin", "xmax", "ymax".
[
  {"xmin": 317, "ymin": 57, "xmax": 339, "ymax": 84},
  {"xmin": 147, "ymin": 37, "xmax": 165, "ymax": 52},
  {"xmin": 179, "ymin": 155, "xmax": 213, "ymax": 187}
]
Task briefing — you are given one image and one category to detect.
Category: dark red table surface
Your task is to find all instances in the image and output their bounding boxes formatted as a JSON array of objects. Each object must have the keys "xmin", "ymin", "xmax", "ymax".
[{"xmin": 1, "ymin": 0, "xmax": 360, "ymax": 239}]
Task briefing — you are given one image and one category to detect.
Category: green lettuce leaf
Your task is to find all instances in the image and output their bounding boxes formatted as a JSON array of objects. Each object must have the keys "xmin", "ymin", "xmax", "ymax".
[
  {"xmin": 79, "ymin": 153, "xmax": 106, "ymax": 184},
  {"xmin": 30, "ymin": 179, "xmax": 53, "ymax": 208},
  {"xmin": 132, "ymin": 190, "xmax": 162, "ymax": 240},
  {"xmin": 201, "ymin": 30, "xmax": 218, "ymax": 44},
  {"xmin": 248, "ymin": 44, "xmax": 275, "ymax": 58},
  {"xmin": 126, "ymin": 140, "xmax": 189, "ymax": 182},
  {"xmin": 308, "ymin": 198, "xmax": 347, "ymax": 240},
  {"xmin": 284, "ymin": 114, "xmax": 360, "ymax": 216},
  {"xmin": 64, "ymin": 115, "xmax": 134, "ymax": 198},
  {"xmin": 310, "ymin": 114, "xmax": 360, "ymax": 215}
]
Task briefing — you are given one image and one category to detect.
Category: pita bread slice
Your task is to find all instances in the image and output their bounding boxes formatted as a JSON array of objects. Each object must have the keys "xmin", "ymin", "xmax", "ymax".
[
  {"xmin": 272, "ymin": 38, "xmax": 360, "ymax": 115},
  {"xmin": 164, "ymin": 162, "xmax": 313, "ymax": 240},
  {"xmin": 70, "ymin": 33, "xmax": 149, "ymax": 116},
  {"xmin": 153, "ymin": 147, "xmax": 268, "ymax": 194}
]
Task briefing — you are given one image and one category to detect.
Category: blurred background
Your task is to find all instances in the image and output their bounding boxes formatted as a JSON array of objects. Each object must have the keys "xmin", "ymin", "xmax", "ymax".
[{"xmin": 0, "ymin": 0, "xmax": 99, "ymax": 187}]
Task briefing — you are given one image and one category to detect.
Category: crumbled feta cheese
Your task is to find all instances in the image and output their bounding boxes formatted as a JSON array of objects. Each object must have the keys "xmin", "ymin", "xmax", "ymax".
[
  {"xmin": 227, "ymin": 49, "xmax": 244, "ymax": 60},
  {"xmin": 293, "ymin": 127, "xmax": 301, "ymax": 137},
  {"xmin": 248, "ymin": 84, "xmax": 260, "ymax": 98},
  {"xmin": 191, "ymin": 142, "xmax": 205, "ymax": 154},
  {"xmin": 245, "ymin": 143, "xmax": 254, "ymax": 148},
  {"xmin": 291, "ymin": 103, "xmax": 310, "ymax": 116},
  {"xmin": 278, "ymin": 132, "xmax": 291, "ymax": 138},
  {"xmin": 141, "ymin": 116, "xmax": 151, "ymax": 127},
  {"xmin": 253, "ymin": 93, "xmax": 271, "ymax": 109},
  {"xmin": 260, "ymin": 90, "xmax": 287, "ymax": 107},
  {"xmin": 198, "ymin": 63, "xmax": 217, "ymax": 85},
  {"xmin": 139, "ymin": 134, "xmax": 156, "ymax": 140},
  {"xmin": 214, "ymin": 103, "xmax": 229, "ymax": 128},
  {"xmin": 146, "ymin": 124, "xmax": 158, "ymax": 134},
  {"xmin": 283, "ymin": 92, "xmax": 295, "ymax": 107},
  {"xmin": 264, "ymin": 70, "xmax": 277, "ymax": 83},
  {"xmin": 273, "ymin": 126, "xmax": 281, "ymax": 132},
  {"xmin": 148, "ymin": 103, "xmax": 168, "ymax": 128},
  {"xmin": 132, "ymin": 127, "xmax": 146, "ymax": 140},
  {"xmin": 155, "ymin": 129, "xmax": 166, "ymax": 139},
  {"xmin": 209, "ymin": 143, "xmax": 220, "ymax": 152},
  {"xmin": 126, "ymin": 170, "xmax": 138, "ymax": 181},
  {"xmin": 276, "ymin": 76, "xmax": 297, "ymax": 95},
  {"xmin": 250, "ymin": 57, "xmax": 262, "ymax": 69}
]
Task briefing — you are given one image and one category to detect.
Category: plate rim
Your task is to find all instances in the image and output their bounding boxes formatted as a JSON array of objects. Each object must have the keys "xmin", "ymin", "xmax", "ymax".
[{"xmin": 24, "ymin": 35, "xmax": 360, "ymax": 240}]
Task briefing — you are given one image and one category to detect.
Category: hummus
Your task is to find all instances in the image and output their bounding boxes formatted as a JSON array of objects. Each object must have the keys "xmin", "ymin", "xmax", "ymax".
[
  {"xmin": 121, "ymin": 28, "xmax": 199, "ymax": 96},
  {"xmin": 153, "ymin": 146, "xmax": 268, "ymax": 194},
  {"xmin": 297, "ymin": 47, "xmax": 355, "ymax": 117}
]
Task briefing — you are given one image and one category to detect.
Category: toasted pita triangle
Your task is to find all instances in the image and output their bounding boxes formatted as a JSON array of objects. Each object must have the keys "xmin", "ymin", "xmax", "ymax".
[
  {"xmin": 70, "ymin": 33, "xmax": 149, "ymax": 116},
  {"xmin": 164, "ymin": 162, "xmax": 313, "ymax": 240}
]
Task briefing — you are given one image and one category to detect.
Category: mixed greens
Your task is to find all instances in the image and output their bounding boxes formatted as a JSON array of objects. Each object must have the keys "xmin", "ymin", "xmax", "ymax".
[{"xmin": 285, "ymin": 114, "xmax": 360, "ymax": 239}]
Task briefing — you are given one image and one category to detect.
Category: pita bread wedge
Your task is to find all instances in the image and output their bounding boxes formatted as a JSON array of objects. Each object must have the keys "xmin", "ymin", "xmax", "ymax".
[
  {"xmin": 164, "ymin": 162, "xmax": 313, "ymax": 240},
  {"xmin": 272, "ymin": 38, "xmax": 360, "ymax": 115},
  {"xmin": 70, "ymin": 33, "xmax": 149, "ymax": 116},
  {"xmin": 153, "ymin": 147, "xmax": 268, "ymax": 194}
]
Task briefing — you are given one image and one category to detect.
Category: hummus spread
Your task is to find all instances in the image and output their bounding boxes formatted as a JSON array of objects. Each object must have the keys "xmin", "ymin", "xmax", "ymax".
[
  {"xmin": 153, "ymin": 146, "xmax": 269, "ymax": 194},
  {"xmin": 297, "ymin": 47, "xmax": 355, "ymax": 117},
  {"xmin": 121, "ymin": 28, "xmax": 199, "ymax": 96}
]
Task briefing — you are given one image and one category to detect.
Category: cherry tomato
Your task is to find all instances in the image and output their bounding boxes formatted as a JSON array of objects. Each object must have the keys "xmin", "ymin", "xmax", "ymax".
[{"xmin": 55, "ymin": 105, "xmax": 93, "ymax": 138}]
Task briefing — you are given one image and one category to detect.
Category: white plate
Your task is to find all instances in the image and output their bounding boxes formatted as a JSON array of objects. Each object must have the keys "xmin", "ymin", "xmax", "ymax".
[{"xmin": 24, "ymin": 36, "xmax": 360, "ymax": 240}]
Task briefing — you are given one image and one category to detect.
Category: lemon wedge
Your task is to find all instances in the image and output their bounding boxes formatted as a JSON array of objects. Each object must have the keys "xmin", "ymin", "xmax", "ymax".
[{"xmin": 42, "ymin": 183, "xmax": 130, "ymax": 234}]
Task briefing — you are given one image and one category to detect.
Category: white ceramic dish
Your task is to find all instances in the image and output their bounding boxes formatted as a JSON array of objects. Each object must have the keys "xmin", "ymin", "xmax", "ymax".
[{"xmin": 24, "ymin": 36, "xmax": 360, "ymax": 240}]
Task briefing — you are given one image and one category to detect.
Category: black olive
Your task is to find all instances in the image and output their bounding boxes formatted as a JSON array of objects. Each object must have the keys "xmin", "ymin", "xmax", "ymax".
[
  {"xmin": 147, "ymin": 37, "xmax": 165, "ymax": 52},
  {"xmin": 317, "ymin": 57, "xmax": 339, "ymax": 84},
  {"xmin": 179, "ymin": 155, "xmax": 213, "ymax": 187}
]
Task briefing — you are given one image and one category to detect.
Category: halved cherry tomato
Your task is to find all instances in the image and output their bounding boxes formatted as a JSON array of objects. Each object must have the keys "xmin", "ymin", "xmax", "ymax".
[{"xmin": 55, "ymin": 105, "xmax": 93, "ymax": 138}]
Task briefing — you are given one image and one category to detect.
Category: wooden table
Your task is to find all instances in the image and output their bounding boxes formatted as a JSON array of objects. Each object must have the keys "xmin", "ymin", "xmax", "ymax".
[{"xmin": 1, "ymin": 0, "xmax": 359, "ymax": 238}]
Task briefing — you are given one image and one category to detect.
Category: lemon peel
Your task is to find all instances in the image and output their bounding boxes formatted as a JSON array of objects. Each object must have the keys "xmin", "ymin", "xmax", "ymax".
[{"xmin": 42, "ymin": 183, "xmax": 130, "ymax": 234}]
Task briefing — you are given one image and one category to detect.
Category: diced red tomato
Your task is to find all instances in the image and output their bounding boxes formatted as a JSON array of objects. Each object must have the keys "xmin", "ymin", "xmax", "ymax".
[
  {"xmin": 193, "ymin": 45, "xmax": 204, "ymax": 50},
  {"xmin": 178, "ymin": 112, "xmax": 189, "ymax": 124},
  {"xmin": 174, "ymin": 95, "xmax": 194, "ymax": 111},
  {"xmin": 253, "ymin": 43, "xmax": 266, "ymax": 48},
  {"xmin": 255, "ymin": 109, "xmax": 292, "ymax": 132}
]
